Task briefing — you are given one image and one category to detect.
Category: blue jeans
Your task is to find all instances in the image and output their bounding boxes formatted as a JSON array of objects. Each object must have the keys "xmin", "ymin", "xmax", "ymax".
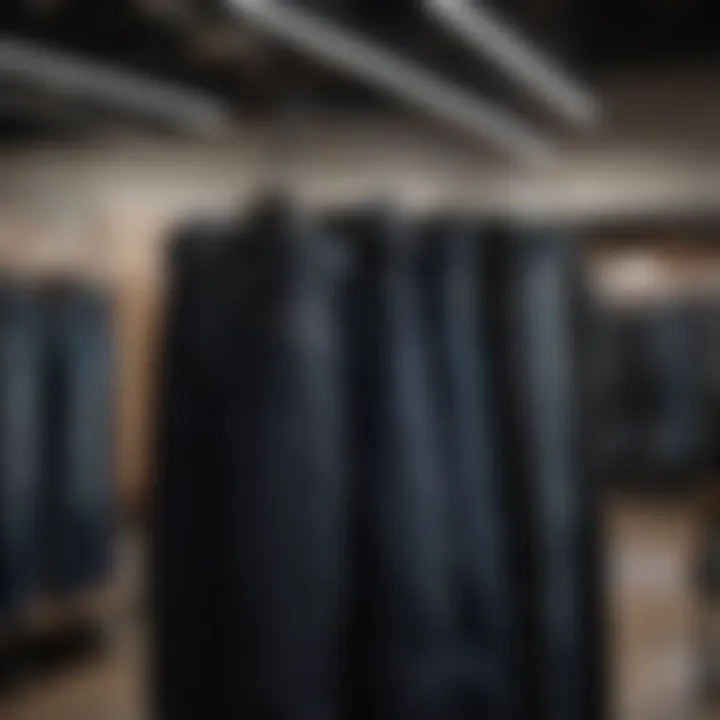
[
  {"xmin": 519, "ymin": 236, "xmax": 584, "ymax": 720},
  {"xmin": 39, "ymin": 285, "xmax": 114, "ymax": 596},
  {"xmin": 153, "ymin": 213, "xmax": 602, "ymax": 720},
  {"xmin": 0, "ymin": 282, "xmax": 43, "ymax": 615},
  {"xmin": 417, "ymin": 220, "xmax": 513, "ymax": 719},
  {"xmin": 154, "ymin": 209, "xmax": 351, "ymax": 720},
  {"xmin": 480, "ymin": 229, "xmax": 595, "ymax": 720},
  {"xmin": 340, "ymin": 211, "xmax": 456, "ymax": 720}
]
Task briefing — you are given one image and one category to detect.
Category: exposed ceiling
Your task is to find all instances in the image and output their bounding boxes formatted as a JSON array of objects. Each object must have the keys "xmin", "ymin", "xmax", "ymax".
[{"xmin": 0, "ymin": 0, "xmax": 719, "ymax": 142}]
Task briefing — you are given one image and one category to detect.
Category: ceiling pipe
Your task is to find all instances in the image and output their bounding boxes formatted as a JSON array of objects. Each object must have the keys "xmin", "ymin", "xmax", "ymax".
[
  {"xmin": 426, "ymin": 0, "xmax": 599, "ymax": 128},
  {"xmin": 227, "ymin": 0, "xmax": 553, "ymax": 163},
  {"xmin": 0, "ymin": 36, "xmax": 233, "ymax": 136}
]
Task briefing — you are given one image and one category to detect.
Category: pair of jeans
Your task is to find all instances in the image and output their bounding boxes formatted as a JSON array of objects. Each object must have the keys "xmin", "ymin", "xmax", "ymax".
[
  {"xmin": 646, "ymin": 305, "xmax": 705, "ymax": 474},
  {"xmin": 38, "ymin": 284, "xmax": 115, "ymax": 596},
  {"xmin": 339, "ymin": 210, "xmax": 456, "ymax": 720},
  {"xmin": 594, "ymin": 304, "xmax": 706, "ymax": 478},
  {"xmin": 0, "ymin": 282, "xmax": 43, "ymax": 614},
  {"xmin": 518, "ymin": 235, "xmax": 584, "ymax": 720},
  {"xmin": 417, "ymin": 218, "xmax": 512, "ymax": 719},
  {"xmin": 154, "ymin": 204, "xmax": 350, "ymax": 720},
  {"xmin": 153, "ymin": 218, "xmax": 234, "ymax": 720},
  {"xmin": 480, "ymin": 229, "xmax": 592, "ymax": 720}
]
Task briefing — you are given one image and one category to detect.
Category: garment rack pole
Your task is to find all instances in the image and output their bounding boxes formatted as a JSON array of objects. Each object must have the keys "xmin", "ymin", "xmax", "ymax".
[
  {"xmin": 0, "ymin": 36, "xmax": 232, "ymax": 135},
  {"xmin": 426, "ymin": 0, "xmax": 599, "ymax": 127},
  {"xmin": 227, "ymin": 0, "xmax": 553, "ymax": 163}
]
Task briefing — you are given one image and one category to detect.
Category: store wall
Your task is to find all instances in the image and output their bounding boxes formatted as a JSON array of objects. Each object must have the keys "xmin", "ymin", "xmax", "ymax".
[{"xmin": 3, "ymin": 101, "xmax": 720, "ymax": 517}]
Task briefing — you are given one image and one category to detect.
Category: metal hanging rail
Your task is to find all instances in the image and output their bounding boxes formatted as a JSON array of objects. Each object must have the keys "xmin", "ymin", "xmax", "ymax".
[
  {"xmin": 425, "ymin": 0, "xmax": 599, "ymax": 127},
  {"xmin": 227, "ymin": 0, "xmax": 553, "ymax": 163},
  {"xmin": 0, "ymin": 36, "xmax": 233, "ymax": 136}
]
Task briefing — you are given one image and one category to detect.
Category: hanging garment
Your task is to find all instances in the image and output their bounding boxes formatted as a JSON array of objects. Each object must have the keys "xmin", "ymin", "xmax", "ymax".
[
  {"xmin": 0, "ymin": 281, "xmax": 43, "ymax": 614},
  {"xmin": 416, "ymin": 217, "xmax": 513, "ymax": 719},
  {"xmin": 38, "ymin": 283, "xmax": 115, "ymax": 596},
  {"xmin": 338, "ymin": 210, "xmax": 456, "ymax": 720},
  {"xmin": 153, "ymin": 218, "xmax": 235, "ymax": 720},
  {"xmin": 602, "ymin": 310, "xmax": 672, "ymax": 475},
  {"xmin": 589, "ymin": 309, "xmax": 638, "ymax": 475},
  {"xmin": 154, "ymin": 209, "xmax": 604, "ymax": 720},
  {"xmin": 593, "ymin": 302, "xmax": 707, "ymax": 482},
  {"xmin": 154, "ymin": 203, "xmax": 351, "ymax": 720},
  {"xmin": 516, "ymin": 232, "xmax": 587, "ymax": 720},
  {"xmin": 478, "ymin": 228, "xmax": 543, "ymax": 720},
  {"xmin": 481, "ymin": 229, "xmax": 588, "ymax": 720},
  {"xmin": 567, "ymin": 247, "xmax": 609, "ymax": 720},
  {"xmin": 645, "ymin": 303, "xmax": 706, "ymax": 477}
]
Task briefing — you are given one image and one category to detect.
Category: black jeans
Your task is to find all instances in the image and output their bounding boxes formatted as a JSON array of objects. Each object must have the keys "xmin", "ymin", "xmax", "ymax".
[
  {"xmin": 340, "ymin": 211, "xmax": 456, "ymax": 720},
  {"xmin": 154, "ymin": 207, "xmax": 351, "ymax": 720},
  {"xmin": 153, "ymin": 219, "xmax": 232, "ymax": 720},
  {"xmin": 417, "ymin": 219, "xmax": 512, "ymax": 719},
  {"xmin": 482, "ymin": 230, "xmax": 587, "ymax": 720}
]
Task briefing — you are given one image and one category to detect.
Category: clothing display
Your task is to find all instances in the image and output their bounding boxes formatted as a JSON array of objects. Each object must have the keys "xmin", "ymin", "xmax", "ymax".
[
  {"xmin": 592, "ymin": 301, "xmax": 708, "ymax": 482},
  {"xmin": 0, "ymin": 279, "xmax": 115, "ymax": 616},
  {"xmin": 153, "ymin": 203, "xmax": 605, "ymax": 720}
]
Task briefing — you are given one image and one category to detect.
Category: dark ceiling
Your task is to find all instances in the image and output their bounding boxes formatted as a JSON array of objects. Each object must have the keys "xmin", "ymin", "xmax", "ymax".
[{"xmin": 0, "ymin": 0, "xmax": 719, "ymax": 140}]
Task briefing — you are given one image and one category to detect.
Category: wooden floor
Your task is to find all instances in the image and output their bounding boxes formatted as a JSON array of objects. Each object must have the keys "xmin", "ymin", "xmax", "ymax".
[
  {"xmin": 2, "ymin": 498, "xmax": 719, "ymax": 720},
  {"xmin": 608, "ymin": 496, "xmax": 707, "ymax": 720}
]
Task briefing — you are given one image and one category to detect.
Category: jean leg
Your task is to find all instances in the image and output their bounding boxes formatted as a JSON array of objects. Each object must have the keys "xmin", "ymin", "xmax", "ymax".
[{"xmin": 0, "ymin": 285, "xmax": 43, "ymax": 614}]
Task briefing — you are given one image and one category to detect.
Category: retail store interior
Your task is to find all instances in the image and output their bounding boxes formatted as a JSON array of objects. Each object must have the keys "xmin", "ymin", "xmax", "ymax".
[{"xmin": 3, "ymin": 2, "xmax": 720, "ymax": 719}]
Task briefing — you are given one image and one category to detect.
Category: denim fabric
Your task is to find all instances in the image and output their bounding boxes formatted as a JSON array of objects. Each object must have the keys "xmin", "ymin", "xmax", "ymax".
[
  {"xmin": 223, "ymin": 205, "xmax": 350, "ymax": 720},
  {"xmin": 416, "ymin": 219, "xmax": 512, "ymax": 719},
  {"xmin": 479, "ymin": 229, "xmax": 591, "ymax": 720},
  {"xmin": 594, "ymin": 304, "xmax": 706, "ymax": 479},
  {"xmin": 339, "ymin": 211, "xmax": 455, "ymax": 720},
  {"xmin": 154, "ymin": 206, "xmax": 351, "ymax": 720},
  {"xmin": 153, "ymin": 219, "xmax": 236, "ymax": 720},
  {"xmin": 153, "ymin": 212, "xmax": 602, "ymax": 720},
  {"xmin": 39, "ymin": 285, "xmax": 115, "ymax": 595},
  {"xmin": 589, "ymin": 311, "xmax": 636, "ymax": 473},
  {"xmin": 646, "ymin": 305, "xmax": 705, "ymax": 473},
  {"xmin": 0, "ymin": 283, "xmax": 43, "ymax": 614},
  {"xmin": 515, "ymin": 233, "xmax": 584, "ymax": 720},
  {"xmin": 569, "ymin": 245, "xmax": 608, "ymax": 720},
  {"xmin": 479, "ymin": 229, "xmax": 543, "ymax": 720}
]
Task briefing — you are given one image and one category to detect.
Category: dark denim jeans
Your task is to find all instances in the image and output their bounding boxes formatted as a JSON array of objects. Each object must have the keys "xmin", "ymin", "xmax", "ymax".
[
  {"xmin": 593, "ymin": 303, "xmax": 706, "ymax": 479},
  {"xmin": 153, "ymin": 219, "xmax": 232, "ymax": 720},
  {"xmin": 39, "ymin": 285, "xmax": 115, "ymax": 596},
  {"xmin": 154, "ymin": 212, "xmax": 603, "ymax": 720},
  {"xmin": 646, "ymin": 305, "xmax": 705, "ymax": 474},
  {"xmin": 417, "ymin": 219, "xmax": 512, "ymax": 719},
  {"xmin": 518, "ymin": 235, "xmax": 584, "ymax": 720},
  {"xmin": 225, "ymin": 207, "xmax": 350, "ymax": 720},
  {"xmin": 154, "ymin": 207, "xmax": 351, "ymax": 720},
  {"xmin": 480, "ymin": 229, "xmax": 592, "ymax": 720},
  {"xmin": 0, "ymin": 282, "xmax": 43, "ymax": 614},
  {"xmin": 339, "ymin": 211, "xmax": 456, "ymax": 720}
]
